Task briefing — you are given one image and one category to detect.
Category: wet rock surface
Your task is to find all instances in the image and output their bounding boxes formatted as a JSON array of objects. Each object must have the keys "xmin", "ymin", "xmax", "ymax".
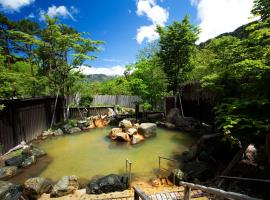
[
  {"xmin": 0, "ymin": 166, "xmax": 19, "ymax": 180},
  {"xmin": 86, "ymin": 174, "xmax": 128, "ymax": 194},
  {"xmin": 168, "ymin": 169, "xmax": 185, "ymax": 185},
  {"xmin": 0, "ymin": 181, "xmax": 23, "ymax": 200},
  {"xmin": 24, "ymin": 177, "xmax": 52, "ymax": 199},
  {"xmin": 50, "ymin": 175, "xmax": 79, "ymax": 197},
  {"xmin": 4, "ymin": 156, "xmax": 25, "ymax": 168}
]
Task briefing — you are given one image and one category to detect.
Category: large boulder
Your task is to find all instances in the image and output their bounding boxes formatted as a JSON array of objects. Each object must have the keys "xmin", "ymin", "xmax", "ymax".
[
  {"xmin": 166, "ymin": 108, "xmax": 182, "ymax": 124},
  {"xmin": 138, "ymin": 123, "xmax": 157, "ymax": 138},
  {"xmin": 94, "ymin": 118, "xmax": 108, "ymax": 128},
  {"xmin": 131, "ymin": 134, "xmax": 144, "ymax": 145},
  {"xmin": 86, "ymin": 174, "xmax": 128, "ymax": 194},
  {"xmin": 23, "ymin": 177, "xmax": 52, "ymax": 199},
  {"xmin": 5, "ymin": 155, "xmax": 25, "ymax": 167},
  {"xmin": 0, "ymin": 181, "xmax": 23, "ymax": 200},
  {"xmin": 127, "ymin": 128, "xmax": 138, "ymax": 136},
  {"xmin": 50, "ymin": 175, "xmax": 79, "ymax": 197},
  {"xmin": 175, "ymin": 117, "xmax": 201, "ymax": 132},
  {"xmin": 111, "ymin": 132, "xmax": 131, "ymax": 142},
  {"xmin": 182, "ymin": 145, "xmax": 198, "ymax": 161},
  {"xmin": 119, "ymin": 119, "xmax": 133, "ymax": 129},
  {"xmin": 109, "ymin": 128, "xmax": 123, "ymax": 137},
  {"xmin": 0, "ymin": 166, "xmax": 18, "ymax": 180},
  {"xmin": 168, "ymin": 169, "xmax": 186, "ymax": 185}
]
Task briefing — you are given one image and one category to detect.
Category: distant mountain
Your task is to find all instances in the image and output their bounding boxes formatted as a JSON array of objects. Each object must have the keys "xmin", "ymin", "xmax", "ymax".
[
  {"xmin": 199, "ymin": 21, "xmax": 257, "ymax": 48},
  {"xmin": 84, "ymin": 74, "xmax": 117, "ymax": 82}
]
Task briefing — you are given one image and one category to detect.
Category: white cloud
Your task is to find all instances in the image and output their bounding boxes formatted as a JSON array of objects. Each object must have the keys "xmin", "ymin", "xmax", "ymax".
[
  {"xmin": 39, "ymin": 5, "xmax": 77, "ymax": 21},
  {"xmin": 136, "ymin": 25, "xmax": 159, "ymax": 44},
  {"xmin": 0, "ymin": 0, "xmax": 34, "ymax": 12},
  {"xmin": 191, "ymin": 0, "xmax": 255, "ymax": 43},
  {"xmin": 137, "ymin": 0, "xmax": 168, "ymax": 26},
  {"xmin": 79, "ymin": 65, "xmax": 125, "ymax": 76},
  {"xmin": 136, "ymin": 0, "xmax": 169, "ymax": 44}
]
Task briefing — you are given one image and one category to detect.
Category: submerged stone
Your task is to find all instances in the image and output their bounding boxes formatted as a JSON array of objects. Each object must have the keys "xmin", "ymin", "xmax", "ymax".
[{"xmin": 86, "ymin": 174, "xmax": 128, "ymax": 194}]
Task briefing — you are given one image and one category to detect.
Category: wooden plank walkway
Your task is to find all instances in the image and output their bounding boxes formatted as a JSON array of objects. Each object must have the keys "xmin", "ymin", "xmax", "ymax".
[{"xmin": 95, "ymin": 188, "xmax": 207, "ymax": 200}]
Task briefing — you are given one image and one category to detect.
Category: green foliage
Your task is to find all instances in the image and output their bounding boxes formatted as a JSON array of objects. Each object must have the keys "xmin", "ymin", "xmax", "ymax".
[
  {"xmin": 189, "ymin": 18, "xmax": 270, "ymax": 143},
  {"xmin": 215, "ymin": 99, "xmax": 270, "ymax": 143},
  {"xmin": 157, "ymin": 16, "xmax": 199, "ymax": 94},
  {"xmin": 0, "ymin": 14, "xmax": 101, "ymax": 106},
  {"xmin": 64, "ymin": 119, "xmax": 78, "ymax": 127},
  {"xmin": 79, "ymin": 95, "xmax": 93, "ymax": 107},
  {"xmin": 252, "ymin": 0, "xmax": 270, "ymax": 21}
]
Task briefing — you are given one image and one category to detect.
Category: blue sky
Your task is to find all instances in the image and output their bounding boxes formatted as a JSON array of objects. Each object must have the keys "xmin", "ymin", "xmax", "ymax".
[{"xmin": 0, "ymin": 0, "xmax": 255, "ymax": 75}]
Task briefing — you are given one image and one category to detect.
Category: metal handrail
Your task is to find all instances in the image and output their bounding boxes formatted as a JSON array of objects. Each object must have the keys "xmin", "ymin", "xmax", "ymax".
[
  {"xmin": 179, "ymin": 181, "xmax": 262, "ymax": 200},
  {"xmin": 126, "ymin": 158, "xmax": 132, "ymax": 189},
  {"xmin": 158, "ymin": 156, "xmax": 178, "ymax": 185}
]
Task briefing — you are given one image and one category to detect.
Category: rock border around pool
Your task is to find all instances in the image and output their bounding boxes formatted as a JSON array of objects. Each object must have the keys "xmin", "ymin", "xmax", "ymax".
[{"xmin": 0, "ymin": 174, "xmax": 130, "ymax": 199}]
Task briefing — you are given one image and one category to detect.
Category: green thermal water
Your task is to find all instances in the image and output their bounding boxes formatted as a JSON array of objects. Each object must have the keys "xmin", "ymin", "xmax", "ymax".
[{"xmin": 36, "ymin": 127, "xmax": 194, "ymax": 181}]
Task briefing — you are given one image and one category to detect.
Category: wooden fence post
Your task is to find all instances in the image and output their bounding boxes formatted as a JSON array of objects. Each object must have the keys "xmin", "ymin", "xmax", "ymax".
[{"xmin": 184, "ymin": 186, "xmax": 191, "ymax": 200}]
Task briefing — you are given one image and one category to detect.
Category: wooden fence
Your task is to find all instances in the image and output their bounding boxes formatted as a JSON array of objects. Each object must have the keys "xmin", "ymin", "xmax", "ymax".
[
  {"xmin": 0, "ymin": 97, "xmax": 63, "ymax": 154},
  {"xmin": 68, "ymin": 106, "xmax": 114, "ymax": 119},
  {"xmin": 92, "ymin": 95, "xmax": 141, "ymax": 108}
]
